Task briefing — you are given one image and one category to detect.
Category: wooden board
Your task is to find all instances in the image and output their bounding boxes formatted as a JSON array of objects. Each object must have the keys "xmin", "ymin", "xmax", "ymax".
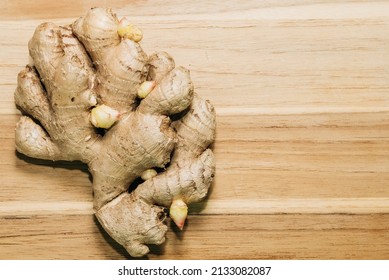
[{"xmin": 1, "ymin": 0, "xmax": 389, "ymax": 259}]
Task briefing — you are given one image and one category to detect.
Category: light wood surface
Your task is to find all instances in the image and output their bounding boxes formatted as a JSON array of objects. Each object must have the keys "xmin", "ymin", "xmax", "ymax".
[{"xmin": 1, "ymin": 0, "xmax": 389, "ymax": 259}]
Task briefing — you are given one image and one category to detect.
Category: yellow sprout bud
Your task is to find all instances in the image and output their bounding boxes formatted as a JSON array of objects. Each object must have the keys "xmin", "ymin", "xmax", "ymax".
[
  {"xmin": 90, "ymin": 105, "xmax": 119, "ymax": 129},
  {"xmin": 118, "ymin": 18, "xmax": 143, "ymax": 42},
  {"xmin": 170, "ymin": 198, "xmax": 188, "ymax": 230},
  {"xmin": 140, "ymin": 169, "xmax": 157, "ymax": 181},
  {"xmin": 137, "ymin": 81, "xmax": 156, "ymax": 99}
]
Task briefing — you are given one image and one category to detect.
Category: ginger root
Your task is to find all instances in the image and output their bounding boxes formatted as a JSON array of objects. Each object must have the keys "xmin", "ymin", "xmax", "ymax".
[{"xmin": 14, "ymin": 8, "xmax": 216, "ymax": 257}]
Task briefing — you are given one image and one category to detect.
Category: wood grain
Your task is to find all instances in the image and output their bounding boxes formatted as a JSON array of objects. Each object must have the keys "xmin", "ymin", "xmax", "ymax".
[{"xmin": 1, "ymin": 0, "xmax": 389, "ymax": 259}]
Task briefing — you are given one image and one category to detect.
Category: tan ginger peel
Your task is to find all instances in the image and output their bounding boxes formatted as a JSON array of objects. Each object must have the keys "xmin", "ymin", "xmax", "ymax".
[{"xmin": 14, "ymin": 8, "xmax": 216, "ymax": 257}]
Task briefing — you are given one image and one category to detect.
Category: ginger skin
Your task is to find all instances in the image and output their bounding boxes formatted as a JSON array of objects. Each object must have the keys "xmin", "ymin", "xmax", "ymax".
[{"xmin": 14, "ymin": 8, "xmax": 216, "ymax": 257}]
